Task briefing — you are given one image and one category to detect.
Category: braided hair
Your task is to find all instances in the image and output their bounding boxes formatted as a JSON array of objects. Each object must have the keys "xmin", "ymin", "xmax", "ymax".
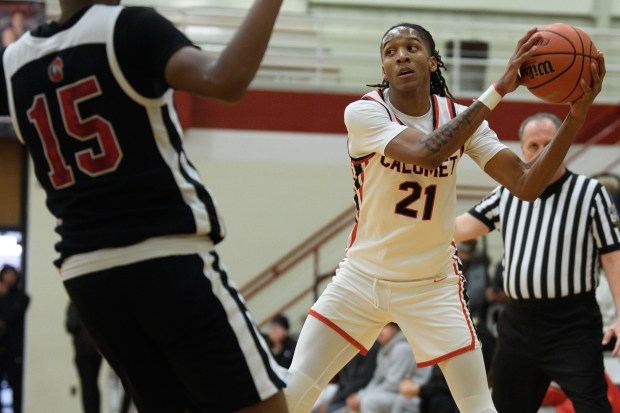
[{"xmin": 368, "ymin": 23, "xmax": 454, "ymax": 99}]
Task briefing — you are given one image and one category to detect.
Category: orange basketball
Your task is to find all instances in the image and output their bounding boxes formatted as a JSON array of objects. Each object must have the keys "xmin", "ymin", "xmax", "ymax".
[{"xmin": 519, "ymin": 23, "xmax": 598, "ymax": 104}]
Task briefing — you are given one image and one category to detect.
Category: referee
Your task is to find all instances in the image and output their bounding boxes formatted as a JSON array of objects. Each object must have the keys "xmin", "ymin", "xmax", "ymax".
[{"xmin": 455, "ymin": 112, "xmax": 620, "ymax": 413}]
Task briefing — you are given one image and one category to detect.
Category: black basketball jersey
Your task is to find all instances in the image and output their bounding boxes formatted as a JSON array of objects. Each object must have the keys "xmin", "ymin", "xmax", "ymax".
[{"xmin": 2, "ymin": 5, "xmax": 224, "ymax": 266}]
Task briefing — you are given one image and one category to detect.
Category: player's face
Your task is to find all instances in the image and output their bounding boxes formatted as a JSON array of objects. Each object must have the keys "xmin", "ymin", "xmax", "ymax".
[
  {"xmin": 521, "ymin": 119, "xmax": 558, "ymax": 162},
  {"xmin": 380, "ymin": 27, "xmax": 437, "ymax": 90}
]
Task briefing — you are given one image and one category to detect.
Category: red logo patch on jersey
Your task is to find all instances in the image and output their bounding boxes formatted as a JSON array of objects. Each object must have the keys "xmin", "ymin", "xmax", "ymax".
[{"xmin": 48, "ymin": 57, "xmax": 64, "ymax": 83}]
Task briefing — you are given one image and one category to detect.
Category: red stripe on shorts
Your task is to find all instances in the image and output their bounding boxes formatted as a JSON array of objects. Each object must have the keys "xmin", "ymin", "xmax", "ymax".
[
  {"xmin": 416, "ymin": 343, "xmax": 476, "ymax": 367},
  {"xmin": 308, "ymin": 309, "xmax": 368, "ymax": 355}
]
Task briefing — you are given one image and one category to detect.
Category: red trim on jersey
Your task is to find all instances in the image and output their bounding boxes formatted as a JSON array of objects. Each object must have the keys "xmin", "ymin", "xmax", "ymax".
[
  {"xmin": 346, "ymin": 164, "xmax": 365, "ymax": 251},
  {"xmin": 417, "ymin": 276, "xmax": 476, "ymax": 367},
  {"xmin": 363, "ymin": 91, "xmax": 405, "ymax": 125},
  {"xmin": 363, "ymin": 96, "xmax": 394, "ymax": 122},
  {"xmin": 346, "ymin": 222, "xmax": 359, "ymax": 251},
  {"xmin": 351, "ymin": 153, "xmax": 376, "ymax": 166},
  {"xmin": 357, "ymin": 170, "xmax": 365, "ymax": 203},
  {"xmin": 451, "ymin": 260, "xmax": 459, "ymax": 276},
  {"xmin": 308, "ymin": 309, "xmax": 368, "ymax": 355},
  {"xmin": 450, "ymin": 241, "xmax": 461, "ymax": 276},
  {"xmin": 446, "ymin": 98, "xmax": 455, "ymax": 118},
  {"xmin": 457, "ymin": 275, "xmax": 477, "ymax": 346},
  {"xmin": 432, "ymin": 95, "xmax": 440, "ymax": 130}
]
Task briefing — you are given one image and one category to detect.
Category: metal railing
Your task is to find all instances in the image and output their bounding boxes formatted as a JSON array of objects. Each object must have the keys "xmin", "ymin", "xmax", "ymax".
[
  {"xmin": 239, "ymin": 207, "xmax": 354, "ymax": 327},
  {"xmin": 240, "ymin": 184, "xmax": 496, "ymax": 327},
  {"xmin": 43, "ymin": 3, "xmax": 620, "ymax": 102},
  {"xmin": 183, "ymin": 14, "xmax": 620, "ymax": 102}
]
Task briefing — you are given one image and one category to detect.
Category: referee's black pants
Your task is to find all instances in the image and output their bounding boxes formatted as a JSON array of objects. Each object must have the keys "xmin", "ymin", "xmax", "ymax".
[{"xmin": 491, "ymin": 292, "xmax": 611, "ymax": 413}]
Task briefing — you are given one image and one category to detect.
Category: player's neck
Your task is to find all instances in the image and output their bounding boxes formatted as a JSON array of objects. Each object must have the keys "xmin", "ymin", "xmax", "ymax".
[{"xmin": 388, "ymin": 88, "xmax": 431, "ymax": 117}]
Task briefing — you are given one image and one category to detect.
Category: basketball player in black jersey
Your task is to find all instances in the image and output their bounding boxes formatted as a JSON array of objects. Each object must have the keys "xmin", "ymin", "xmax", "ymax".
[{"xmin": 0, "ymin": 0, "xmax": 287, "ymax": 412}]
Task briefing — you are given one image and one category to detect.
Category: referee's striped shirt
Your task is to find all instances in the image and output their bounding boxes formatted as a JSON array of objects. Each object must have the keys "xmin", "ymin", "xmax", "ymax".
[{"xmin": 469, "ymin": 170, "xmax": 620, "ymax": 300}]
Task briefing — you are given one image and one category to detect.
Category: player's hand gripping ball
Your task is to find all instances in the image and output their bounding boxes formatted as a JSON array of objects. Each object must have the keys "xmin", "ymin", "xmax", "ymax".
[{"xmin": 520, "ymin": 23, "xmax": 598, "ymax": 104}]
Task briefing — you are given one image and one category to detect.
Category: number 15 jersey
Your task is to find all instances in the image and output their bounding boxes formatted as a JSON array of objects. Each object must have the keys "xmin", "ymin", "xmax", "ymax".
[
  {"xmin": 1, "ymin": 5, "xmax": 224, "ymax": 267},
  {"xmin": 341, "ymin": 89, "xmax": 506, "ymax": 281}
]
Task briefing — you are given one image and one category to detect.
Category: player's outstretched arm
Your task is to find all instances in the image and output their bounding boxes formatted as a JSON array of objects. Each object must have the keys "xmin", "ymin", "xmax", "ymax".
[
  {"xmin": 165, "ymin": 0, "xmax": 283, "ymax": 102},
  {"xmin": 385, "ymin": 28, "xmax": 542, "ymax": 169},
  {"xmin": 483, "ymin": 53, "xmax": 606, "ymax": 202}
]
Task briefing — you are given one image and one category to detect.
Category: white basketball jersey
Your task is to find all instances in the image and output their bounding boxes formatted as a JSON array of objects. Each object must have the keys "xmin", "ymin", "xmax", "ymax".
[{"xmin": 340, "ymin": 89, "xmax": 506, "ymax": 281}]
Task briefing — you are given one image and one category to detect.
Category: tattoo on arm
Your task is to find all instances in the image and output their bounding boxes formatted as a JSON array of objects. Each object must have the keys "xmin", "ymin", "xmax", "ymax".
[{"xmin": 420, "ymin": 101, "xmax": 483, "ymax": 154}]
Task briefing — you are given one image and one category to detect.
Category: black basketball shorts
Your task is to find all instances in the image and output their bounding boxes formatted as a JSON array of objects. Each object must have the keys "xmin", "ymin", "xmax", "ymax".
[{"xmin": 63, "ymin": 249, "xmax": 286, "ymax": 413}]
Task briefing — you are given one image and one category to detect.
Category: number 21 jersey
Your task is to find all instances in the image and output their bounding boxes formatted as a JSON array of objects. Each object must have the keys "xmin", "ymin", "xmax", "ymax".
[{"xmin": 341, "ymin": 89, "xmax": 506, "ymax": 281}]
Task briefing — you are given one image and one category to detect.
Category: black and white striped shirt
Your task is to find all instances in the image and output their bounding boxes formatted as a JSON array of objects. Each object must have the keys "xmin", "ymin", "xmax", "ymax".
[{"xmin": 469, "ymin": 170, "xmax": 620, "ymax": 300}]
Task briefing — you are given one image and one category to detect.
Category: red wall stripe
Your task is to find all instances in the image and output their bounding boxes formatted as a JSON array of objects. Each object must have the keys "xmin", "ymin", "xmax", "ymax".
[{"xmin": 175, "ymin": 89, "xmax": 620, "ymax": 144}]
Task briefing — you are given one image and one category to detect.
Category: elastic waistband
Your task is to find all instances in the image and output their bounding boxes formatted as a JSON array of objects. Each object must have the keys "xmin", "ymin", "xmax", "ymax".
[{"xmin": 60, "ymin": 234, "xmax": 214, "ymax": 281}]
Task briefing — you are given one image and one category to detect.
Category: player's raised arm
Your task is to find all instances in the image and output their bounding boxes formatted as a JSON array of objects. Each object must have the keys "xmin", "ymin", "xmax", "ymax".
[
  {"xmin": 483, "ymin": 53, "xmax": 605, "ymax": 202},
  {"xmin": 384, "ymin": 27, "xmax": 542, "ymax": 169},
  {"xmin": 165, "ymin": 0, "xmax": 283, "ymax": 102}
]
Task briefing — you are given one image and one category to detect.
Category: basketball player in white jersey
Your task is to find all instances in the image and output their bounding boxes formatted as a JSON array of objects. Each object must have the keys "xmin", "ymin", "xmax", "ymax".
[
  {"xmin": 284, "ymin": 23, "xmax": 605, "ymax": 413},
  {"xmin": 0, "ymin": 0, "xmax": 287, "ymax": 412}
]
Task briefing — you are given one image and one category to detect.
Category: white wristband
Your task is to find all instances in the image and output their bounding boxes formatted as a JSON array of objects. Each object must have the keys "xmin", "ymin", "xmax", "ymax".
[{"xmin": 477, "ymin": 84, "xmax": 503, "ymax": 110}]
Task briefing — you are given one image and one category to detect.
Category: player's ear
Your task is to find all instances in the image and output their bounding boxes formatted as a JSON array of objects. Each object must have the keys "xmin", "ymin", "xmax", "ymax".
[
  {"xmin": 382, "ymin": 65, "xmax": 387, "ymax": 81},
  {"xmin": 429, "ymin": 56, "xmax": 438, "ymax": 73}
]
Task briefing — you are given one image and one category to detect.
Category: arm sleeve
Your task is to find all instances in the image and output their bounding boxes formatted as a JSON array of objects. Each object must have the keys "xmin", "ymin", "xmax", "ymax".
[
  {"xmin": 591, "ymin": 184, "xmax": 620, "ymax": 254},
  {"xmin": 468, "ymin": 186, "xmax": 504, "ymax": 232},
  {"xmin": 344, "ymin": 99, "xmax": 408, "ymax": 158},
  {"xmin": 114, "ymin": 7, "xmax": 198, "ymax": 98},
  {"xmin": 2, "ymin": 292, "xmax": 29, "ymax": 324}
]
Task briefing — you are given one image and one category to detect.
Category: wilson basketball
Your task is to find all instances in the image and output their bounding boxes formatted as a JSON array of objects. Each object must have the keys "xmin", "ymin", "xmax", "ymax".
[{"xmin": 520, "ymin": 23, "xmax": 598, "ymax": 104}]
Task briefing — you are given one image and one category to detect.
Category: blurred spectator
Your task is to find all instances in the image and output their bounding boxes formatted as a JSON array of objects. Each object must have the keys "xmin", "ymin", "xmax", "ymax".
[
  {"xmin": 268, "ymin": 314, "xmax": 297, "ymax": 368},
  {"xmin": 457, "ymin": 239, "xmax": 496, "ymax": 372},
  {"xmin": 313, "ymin": 342, "xmax": 380, "ymax": 413},
  {"xmin": 346, "ymin": 323, "xmax": 416, "ymax": 413},
  {"xmin": 395, "ymin": 365, "xmax": 456, "ymax": 413},
  {"xmin": 1, "ymin": 11, "xmax": 27, "ymax": 48},
  {"xmin": 0, "ymin": 264, "xmax": 29, "ymax": 413},
  {"xmin": 1, "ymin": 26, "xmax": 15, "ymax": 47},
  {"xmin": 486, "ymin": 262, "xmax": 508, "ymax": 314},
  {"xmin": 386, "ymin": 364, "xmax": 431, "ymax": 413},
  {"xmin": 457, "ymin": 239, "xmax": 491, "ymax": 321},
  {"xmin": 9, "ymin": 11, "xmax": 26, "ymax": 38}
]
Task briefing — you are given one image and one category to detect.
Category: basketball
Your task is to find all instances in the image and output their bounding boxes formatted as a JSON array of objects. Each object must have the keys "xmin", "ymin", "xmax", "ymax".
[{"xmin": 519, "ymin": 23, "xmax": 598, "ymax": 104}]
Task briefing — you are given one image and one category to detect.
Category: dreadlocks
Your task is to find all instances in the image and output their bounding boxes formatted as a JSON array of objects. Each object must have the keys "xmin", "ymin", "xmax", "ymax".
[{"xmin": 367, "ymin": 23, "xmax": 454, "ymax": 99}]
